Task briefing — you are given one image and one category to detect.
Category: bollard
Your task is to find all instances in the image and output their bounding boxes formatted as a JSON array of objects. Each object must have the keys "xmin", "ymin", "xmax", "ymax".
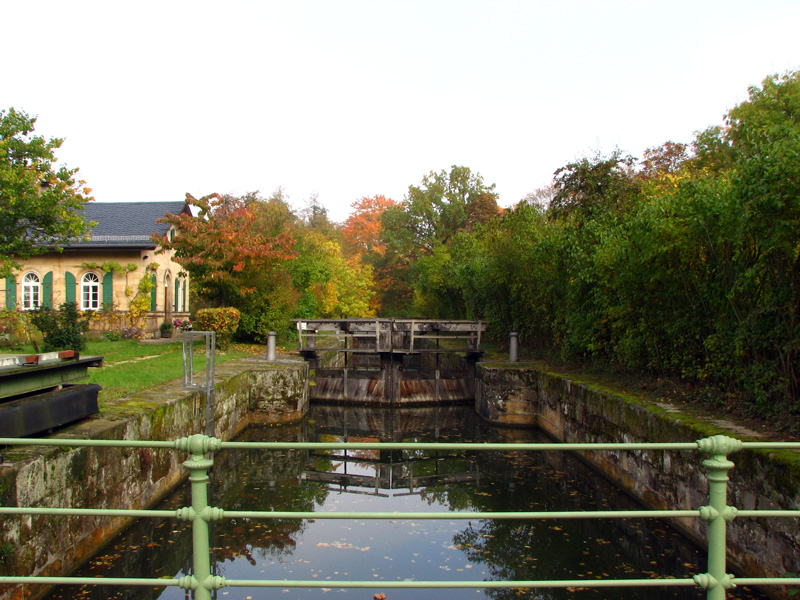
[
  {"xmin": 266, "ymin": 331, "xmax": 277, "ymax": 361},
  {"xmin": 509, "ymin": 332, "xmax": 519, "ymax": 362}
]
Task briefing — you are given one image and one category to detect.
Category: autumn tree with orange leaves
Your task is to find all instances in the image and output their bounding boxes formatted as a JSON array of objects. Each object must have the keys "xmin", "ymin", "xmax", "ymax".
[
  {"xmin": 342, "ymin": 195, "xmax": 398, "ymax": 258},
  {"xmin": 155, "ymin": 191, "xmax": 299, "ymax": 342},
  {"xmin": 341, "ymin": 195, "xmax": 399, "ymax": 314}
]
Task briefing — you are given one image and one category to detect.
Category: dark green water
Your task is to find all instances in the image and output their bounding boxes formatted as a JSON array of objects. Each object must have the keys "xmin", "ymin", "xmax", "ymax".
[{"xmin": 44, "ymin": 405, "xmax": 770, "ymax": 600}]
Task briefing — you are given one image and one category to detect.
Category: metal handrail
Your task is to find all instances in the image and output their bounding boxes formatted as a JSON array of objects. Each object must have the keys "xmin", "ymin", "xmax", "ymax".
[
  {"xmin": 182, "ymin": 330, "xmax": 216, "ymax": 436},
  {"xmin": 1, "ymin": 435, "xmax": 799, "ymax": 600}
]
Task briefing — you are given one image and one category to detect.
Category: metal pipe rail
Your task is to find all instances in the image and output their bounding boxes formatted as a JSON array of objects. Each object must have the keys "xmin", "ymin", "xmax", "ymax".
[{"xmin": 1, "ymin": 434, "xmax": 800, "ymax": 600}]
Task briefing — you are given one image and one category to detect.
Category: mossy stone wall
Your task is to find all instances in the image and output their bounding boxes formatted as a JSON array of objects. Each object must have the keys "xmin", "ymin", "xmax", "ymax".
[
  {"xmin": 477, "ymin": 362, "xmax": 800, "ymax": 597},
  {"xmin": 0, "ymin": 357, "xmax": 308, "ymax": 600}
]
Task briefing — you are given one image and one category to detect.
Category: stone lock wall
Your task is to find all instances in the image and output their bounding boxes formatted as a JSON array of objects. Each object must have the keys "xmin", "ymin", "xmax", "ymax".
[
  {"xmin": 0, "ymin": 357, "xmax": 308, "ymax": 600},
  {"xmin": 3, "ymin": 356, "xmax": 799, "ymax": 599},
  {"xmin": 474, "ymin": 363, "xmax": 539, "ymax": 427},
  {"xmin": 475, "ymin": 361, "xmax": 800, "ymax": 597}
]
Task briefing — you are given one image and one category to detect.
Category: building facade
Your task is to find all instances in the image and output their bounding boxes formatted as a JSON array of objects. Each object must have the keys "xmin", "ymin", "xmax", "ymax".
[{"xmin": 1, "ymin": 201, "xmax": 191, "ymax": 337}]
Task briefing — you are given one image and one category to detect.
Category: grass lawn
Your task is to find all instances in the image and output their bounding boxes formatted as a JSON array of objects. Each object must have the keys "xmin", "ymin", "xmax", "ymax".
[{"xmin": 9, "ymin": 339, "xmax": 260, "ymax": 405}]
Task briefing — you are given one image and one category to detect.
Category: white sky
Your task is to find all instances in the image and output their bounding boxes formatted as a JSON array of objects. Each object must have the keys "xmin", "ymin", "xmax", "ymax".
[{"xmin": 2, "ymin": 0, "xmax": 798, "ymax": 222}]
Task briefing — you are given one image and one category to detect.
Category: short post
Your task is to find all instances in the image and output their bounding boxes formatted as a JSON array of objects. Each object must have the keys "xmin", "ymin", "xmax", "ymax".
[
  {"xmin": 509, "ymin": 332, "xmax": 519, "ymax": 362},
  {"xmin": 696, "ymin": 435, "xmax": 742, "ymax": 600},
  {"xmin": 266, "ymin": 331, "xmax": 277, "ymax": 361}
]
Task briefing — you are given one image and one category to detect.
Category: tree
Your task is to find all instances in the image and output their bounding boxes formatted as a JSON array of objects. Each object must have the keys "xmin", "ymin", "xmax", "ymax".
[
  {"xmin": 385, "ymin": 165, "xmax": 500, "ymax": 256},
  {"xmin": 155, "ymin": 192, "xmax": 296, "ymax": 304},
  {"xmin": 689, "ymin": 125, "xmax": 735, "ymax": 173},
  {"xmin": 341, "ymin": 195, "xmax": 399, "ymax": 314},
  {"xmin": 0, "ymin": 108, "xmax": 94, "ymax": 277},
  {"xmin": 638, "ymin": 141, "xmax": 689, "ymax": 178},
  {"xmin": 375, "ymin": 166, "xmax": 501, "ymax": 316},
  {"xmin": 299, "ymin": 193, "xmax": 341, "ymax": 242},
  {"xmin": 156, "ymin": 192, "xmax": 299, "ymax": 341},
  {"xmin": 725, "ymin": 70, "xmax": 800, "ymax": 401},
  {"xmin": 375, "ymin": 166, "xmax": 500, "ymax": 316},
  {"xmin": 549, "ymin": 149, "xmax": 640, "ymax": 222},
  {"xmin": 341, "ymin": 195, "xmax": 398, "ymax": 258},
  {"xmin": 521, "ymin": 184, "xmax": 556, "ymax": 210},
  {"xmin": 288, "ymin": 228, "xmax": 376, "ymax": 319}
]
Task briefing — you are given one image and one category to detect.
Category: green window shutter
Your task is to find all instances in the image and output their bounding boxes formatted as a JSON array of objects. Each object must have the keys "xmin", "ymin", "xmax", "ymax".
[
  {"xmin": 5, "ymin": 276, "xmax": 16, "ymax": 310},
  {"xmin": 182, "ymin": 279, "xmax": 187, "ymax": 311},
  {"xmin": 65, "ymin": 272, "xmax": 76, "ymax": 303},
  {"xmin": 43, "ymin": 272, "xmax": 53, "ymax": 308},
  {"xmin": 102, "ymin": 272, "xmax": 114, "ymax": 307},
  {"xmin": 150, "ymin": 275, "xmax": 157, "ymax": 311},
  {"xmin": 174, "ymin": 279, "xmax": 180, "ymax": 312}
]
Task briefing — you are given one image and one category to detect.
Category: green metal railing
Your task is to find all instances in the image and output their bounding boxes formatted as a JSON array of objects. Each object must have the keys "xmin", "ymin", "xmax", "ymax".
[{"xmin": 1, "ymin": 434, "xmax": 800, "ymax": 599}]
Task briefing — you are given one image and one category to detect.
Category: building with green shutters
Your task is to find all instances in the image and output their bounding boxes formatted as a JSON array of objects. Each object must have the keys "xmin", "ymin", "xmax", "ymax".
[{"xmin": 2, "ymin": 201, "xmax": 191, "ymax": 337}]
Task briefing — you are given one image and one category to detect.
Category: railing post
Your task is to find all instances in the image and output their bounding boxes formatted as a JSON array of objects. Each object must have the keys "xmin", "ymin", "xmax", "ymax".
[
  {"xmin": 176, "ymin": 434, "xmax": 225, "ymax": 600},
  {"xmin": 696, "ymin": 435, "xmax": 742, "ymax": 600},
  {"xmin": 266, "ymin": 331, "xmax": 277, "ymax": 361}
]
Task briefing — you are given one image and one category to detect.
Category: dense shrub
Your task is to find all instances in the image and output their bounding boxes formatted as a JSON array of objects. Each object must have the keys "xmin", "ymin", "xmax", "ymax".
[
  {"xmin": 400, "ymin": 71, "xmax": 800, "ymax": 426},
  {"xmin": 236, "ymin": 270, "xmax": 299, "ymax": 343},
  {"xmin": 195, "ymin": 307, "xmax": 241, "ymax": 349},
  {"xmin": 30, "ymin": 301, "xmax": 88, "ymax": 352}
]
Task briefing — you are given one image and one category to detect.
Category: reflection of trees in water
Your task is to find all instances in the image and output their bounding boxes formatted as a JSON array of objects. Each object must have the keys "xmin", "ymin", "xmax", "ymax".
[
  {"xmin": 46, "ymin": 424, "xmax": 332, "ymax": 600},
  {"xmin": 417, "ymin": 480, "xmax": 474, "ymax": 510},
  {"xmin": 308, "ymin": 403, "xmax": 477, "ymax": 443},
  {"xmin": 448, "ymin": 449, "xmax": 767, "ymax": 600},
  {"xmin": 210, "ymin": 426, "xmax": 330, "ymax": 569},
  {"xmin": 212, "ymin": 475, "xmax": 329, "ymax": 567},
  {"xmin": 45, "ymin": 406, "xmax": 772, "ymax": 600}
]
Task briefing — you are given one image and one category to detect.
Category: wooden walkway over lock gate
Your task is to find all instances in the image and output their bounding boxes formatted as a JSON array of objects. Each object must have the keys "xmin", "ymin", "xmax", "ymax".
[{"xmin": 293, "ymin": 319, "xmax": 485, "ymax": 405}]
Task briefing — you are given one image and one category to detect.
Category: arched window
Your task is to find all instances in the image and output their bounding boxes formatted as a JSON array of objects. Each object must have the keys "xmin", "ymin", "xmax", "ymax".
[
  {"xmin": 22, "ymin": 273, "xmax": 41, "ymax": 310},
  {"xmin": 81, "ymin": 272, "xmax": 100, "ymax": 310}
]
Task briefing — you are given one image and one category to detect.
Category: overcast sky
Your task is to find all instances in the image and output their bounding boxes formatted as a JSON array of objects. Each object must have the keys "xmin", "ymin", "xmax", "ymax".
[{"xmin": 3, "ymin": 1, "xmax": 798, "ymax": 222}]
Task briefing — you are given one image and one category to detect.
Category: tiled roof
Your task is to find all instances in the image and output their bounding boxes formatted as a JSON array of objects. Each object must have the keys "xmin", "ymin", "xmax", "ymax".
[{"xmin": 67, "ymin": 201, "xmax": 189, "ymax": 249}]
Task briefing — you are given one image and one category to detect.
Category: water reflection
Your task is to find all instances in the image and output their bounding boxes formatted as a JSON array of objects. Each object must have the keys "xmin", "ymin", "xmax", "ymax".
[
  {"xmin": 45, "ymin": 404, "xmax": 769, "ymax": 600},
  {"xmin": 305, "ymin": 404, "xmax": 480, "ymax": 496}
]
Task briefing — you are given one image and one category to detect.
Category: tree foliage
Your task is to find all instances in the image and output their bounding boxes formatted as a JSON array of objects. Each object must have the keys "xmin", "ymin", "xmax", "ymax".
[
  {"xmin": 638, "ymin": 141, "xmax": 690, "ymax": 179},
  {"xmin": 378, "ymin": 166, "xmax": 500, "ymax": 316},
  {"xmin": 155, "ymin": 192, "xmax": 296, "ymax": 303},
  {"xmin": 289, "ymin": 227, "xmax": 376, "ymax": 319},
  {"xmin": 384, "ymin": 166, "xmax": 500, "ymax": 255},
  {"xmin": 342, "ymin": 195, "xmax": 398, "ymax": 257},
  {"xmin": 341, "ymin": 195, "xmax": 398, "ymax": 314},
  {"xmin": 0, "ymin": 108, "xmax": 94, "ymax": 277},
  {"xmin": 159, "ymin": 190, "xmax": 379, "ymax": 341},
  {"xmin": 379, "ymin": 70, "xmax": 800, "ymax": 425},
  {"xmin": 550, "ymin": 149, "xmax": 640, "ymax": 222},
  {"xmin": 156, "ymin": 191, "xmax": 299, "ymax": 342}
]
